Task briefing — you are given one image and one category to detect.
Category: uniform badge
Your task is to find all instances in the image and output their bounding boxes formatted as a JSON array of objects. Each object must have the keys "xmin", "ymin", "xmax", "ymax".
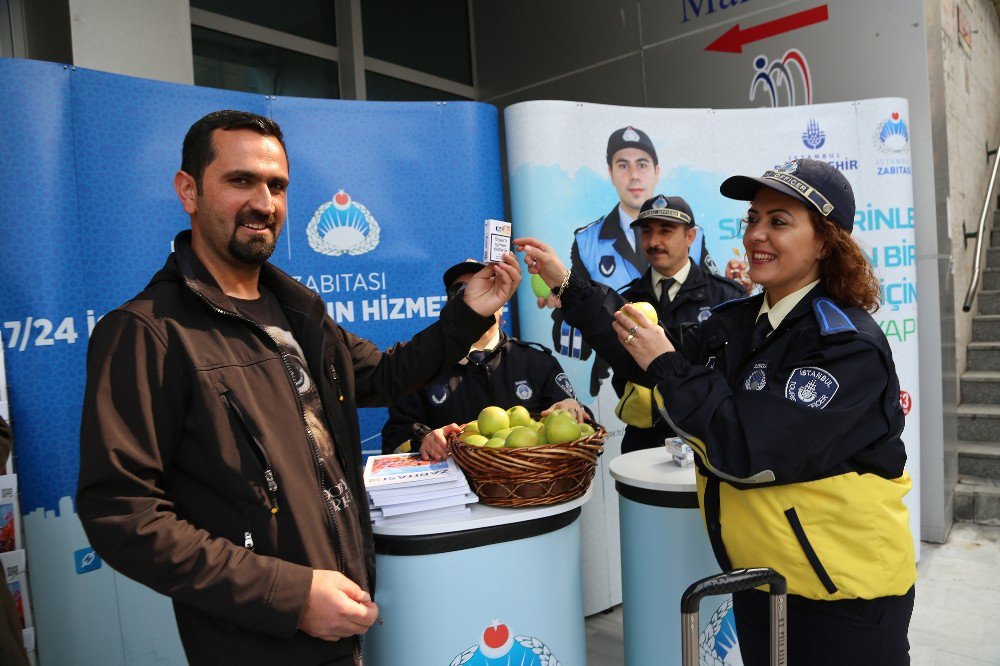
[
  {"xmin": 599, "ymin": 255, "xmax": 616, "ymax": 277},
  {"xmin": 554, "ymin": 372, "xmax": 576, "ymax": 398},
  {"xmin": 744, "ymin": 362, "xmax": 767, "ymax": 391},
  {"xmin": 785, "ymin": 367, "xmax": 839, "ymax": 409},
  {"xmin": 697, "ymin": 307, "xmax": 712, "ymax": 322},
  {"xmin": 515, "ymin": 380, "xmax": 533, "ymax": 400},
  {"xmin": 430, "ymin": 384, "xmax": 449, "ymax": 405},
  {"xmin": 622, "ymin": 127, "xmax": 641, "ymax": 142},
  {"xmin": 774, "ymin": 159, "xmax": 799, "ymax": 173}
]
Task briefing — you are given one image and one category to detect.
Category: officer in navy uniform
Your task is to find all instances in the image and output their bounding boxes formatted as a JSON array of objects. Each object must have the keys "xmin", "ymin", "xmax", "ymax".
[
  {"xmin": 518, "ymin": 158, "xmax": 915, "ymax": 665},
  {"xmin": 610, "ymin": 194, "xmax": 744, "ymax": 452},
  {"xmin": 546, "ymin": 126, "xmax": 719, "ymax": 396},
  {"xmin": 381, "ymin": 259, "xmax": 588, "ymax": 460}
]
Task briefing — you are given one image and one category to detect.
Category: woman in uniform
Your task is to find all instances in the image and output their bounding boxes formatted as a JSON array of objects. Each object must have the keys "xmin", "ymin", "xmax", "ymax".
[{"xmin": 516, "ymin": 158, "xmax": 916, "ymax": 665}]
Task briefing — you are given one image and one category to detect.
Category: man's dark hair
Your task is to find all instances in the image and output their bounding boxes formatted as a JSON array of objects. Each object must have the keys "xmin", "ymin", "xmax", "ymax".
[{"xmin": 181, "ymin": 110, "xmax": 287, "ymax": 191}]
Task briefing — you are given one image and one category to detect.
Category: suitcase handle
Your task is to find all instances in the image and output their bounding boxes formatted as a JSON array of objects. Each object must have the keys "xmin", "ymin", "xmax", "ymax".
[{"xmin": 680, "ymin": 568, "xmax": 787, "ymax": 666}]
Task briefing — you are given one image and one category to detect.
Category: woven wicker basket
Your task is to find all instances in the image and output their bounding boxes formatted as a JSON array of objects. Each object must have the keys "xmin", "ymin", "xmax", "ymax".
[{"xmin": 448, "ymin": 423, "xmax": 605, "ymax": 507}]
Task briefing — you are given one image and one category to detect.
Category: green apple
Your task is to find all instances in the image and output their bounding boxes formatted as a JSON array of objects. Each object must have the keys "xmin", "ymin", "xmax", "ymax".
[
  {"xmin": 529, "ymin": 420, "xmax": 545, "ymax": 432},
  {"xmin": 505, "ymin": 426, "xmax": 539, "ymax": 448},
  {"xmin": 492, "ymin": 427, "xmax": 516, "ymax": 441},
  {"xmin": 543, "ymin": 409, "xmax": 573, "ymax": 428},
  {"xmin": 463, "ymin": 434, "xmax": 489, "ymax": 447},
  {"xmin": 460, "ymin": 429, "xmax": 485, "ymax": 443},
  {"xmin": 535, "ymin": 427, "xmax": 548, "ymax": 446},
  {"xmin": 531, "ymin": 273, "xmax": 551, "ymax": 299},
  {"xmin": 579, "ymin": 423, "xmax": 596, "ymax": 438},
  {"xmin": 545, "ymin": 413, "xmax": 582, "ymax": 444},
  {"xmin": 622, "ymin": 301, "xmax": 658, "ymax": 325},
  {"xmin": 484, "ymin": 437, "xmax": 506, "ymax": 448},
  {"xmin": 477, "ymin": 406, "xmax": 510, "ymax": 437},
  {"xmin": 463, "ymin": 421, "xmax": 480, "ymax": 435},
  {"xmin": 507, "ymin": 405, "xmax": 532, "ymax": 428}
]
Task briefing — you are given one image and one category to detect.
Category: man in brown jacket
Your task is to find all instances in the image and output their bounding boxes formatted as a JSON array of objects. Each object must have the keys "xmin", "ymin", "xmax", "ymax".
[{"xmin": 77, "ymin": 110, "xmax": 519, "ymax": 665}]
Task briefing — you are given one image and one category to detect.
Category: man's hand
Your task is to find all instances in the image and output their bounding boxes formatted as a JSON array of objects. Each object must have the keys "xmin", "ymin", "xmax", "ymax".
[
  {"xmin": 536, "ymin": 293, "xmax": 562, "ymax": 310},
  {"xmin": 420, "ymin": 423, "xmax": 461, "ymax": 461},
  {"xmin": 462, "ymin": 253, "xmax": 522, "ymax": 317},
  {"xmin": 299, "ymin": 570, "xmax": 379, "ymax": 642},
  {"xmin": 541, "ymin": 399, "xmax": 588, "ymax": 423}
]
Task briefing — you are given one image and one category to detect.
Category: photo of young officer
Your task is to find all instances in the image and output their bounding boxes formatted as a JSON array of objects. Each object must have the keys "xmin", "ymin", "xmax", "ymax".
[
  {"xmin": 517, "ymin": 157, "xmax": 916, "ymax": 665},
  {"xmin": 542, "ymin": 126, "xmax": 723, "ymax": 397},
  {"xmin": 381, "ymin": 259, "xmax": 588, "ymax": 460}
]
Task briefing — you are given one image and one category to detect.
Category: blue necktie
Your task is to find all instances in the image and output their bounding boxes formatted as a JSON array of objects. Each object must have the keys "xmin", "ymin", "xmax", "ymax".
[{"xmin": 750, "ymin": 314, "xmax": 773, "ymax": 351}]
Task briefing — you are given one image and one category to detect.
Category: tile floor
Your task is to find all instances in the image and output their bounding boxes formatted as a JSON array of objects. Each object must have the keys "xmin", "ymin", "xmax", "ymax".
[{"xmin": 585, "ymin": 522, "xmax": 1000, "ymax": 665}]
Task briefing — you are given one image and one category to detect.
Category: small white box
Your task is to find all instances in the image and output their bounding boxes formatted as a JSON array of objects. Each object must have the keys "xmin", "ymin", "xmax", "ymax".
[{"xmin": 483, "ymin": 219, "xmax": 512, "ymax": 263}]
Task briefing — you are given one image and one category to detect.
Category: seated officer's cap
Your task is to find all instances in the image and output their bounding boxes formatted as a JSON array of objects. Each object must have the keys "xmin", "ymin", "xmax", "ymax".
[
  {"xmin": 442, "ymin": 258, "xmax": 486, "ymax": 291},
  {"xmin": 720, "ymin": 158, "xmax": 856, "ymax": 233},
  {"xmin": 630, "ymin": 194, "xmax": 695, "ymax": 228},
  {"xmin": 606, "ymin": 126, "xmax": 658, "ymax": 165}
]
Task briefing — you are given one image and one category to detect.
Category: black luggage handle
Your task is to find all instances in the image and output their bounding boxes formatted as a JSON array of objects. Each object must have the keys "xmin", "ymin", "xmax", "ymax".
[{"xmin": 680, "ymin": 568, "xmax": 787, "ymax": 666}]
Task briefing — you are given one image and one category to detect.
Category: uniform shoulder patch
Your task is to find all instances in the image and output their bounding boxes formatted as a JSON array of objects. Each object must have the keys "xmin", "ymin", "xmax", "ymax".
[
  {"xmin": 554, "ymin": 372, "xmax": 576, "ymax": 398},
  {"xmin": 784, "ymin": 367, "xmax": 839, "ymax": 409},
  {"xmin": 813, "ymin": 298, "xmax": 858, "ymax": 336}
]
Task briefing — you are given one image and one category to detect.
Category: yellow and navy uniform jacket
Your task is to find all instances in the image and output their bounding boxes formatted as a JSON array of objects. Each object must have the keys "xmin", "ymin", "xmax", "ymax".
[
  {"xmin": 559, "ymin": 277, "xmax": 915, "ymax": 601},
  {"xmin": 379, "ymin": 334, "xmax": 583, "ymax": 454},
  {"xmin": 649, "ymin": 288, "xmax": 916, "ymax": 600}
]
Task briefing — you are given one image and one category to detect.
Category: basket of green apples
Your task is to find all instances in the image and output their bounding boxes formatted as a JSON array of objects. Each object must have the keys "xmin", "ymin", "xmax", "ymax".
[{"xmin": 448, "ymin": 405, "xmax": 604, "ymax": 507}]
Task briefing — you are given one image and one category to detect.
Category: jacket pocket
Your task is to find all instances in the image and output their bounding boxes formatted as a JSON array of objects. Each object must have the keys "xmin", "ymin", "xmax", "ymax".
[
  {"xmin": 784, "ymin": 507, "xmax": 838, "ymax": 595},
  {"xmin": 215, "ymin": 379, "xmax": 280, "ymax": 516}
]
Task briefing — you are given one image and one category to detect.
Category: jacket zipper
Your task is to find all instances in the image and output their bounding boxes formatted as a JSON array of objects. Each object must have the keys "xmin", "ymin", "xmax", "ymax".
[
  {"xmin": 219, "ymin": 389, "xmax": 280, "ymax": 513},
  {"xmin": 189, "ymin": 289, "xmax": 347, "ymax": 572}
]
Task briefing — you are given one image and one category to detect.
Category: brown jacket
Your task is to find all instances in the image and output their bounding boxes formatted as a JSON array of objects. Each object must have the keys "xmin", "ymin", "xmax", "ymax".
[{"xmin": 77, "ymin": 231, "xmax": 492, "ymax": 664}]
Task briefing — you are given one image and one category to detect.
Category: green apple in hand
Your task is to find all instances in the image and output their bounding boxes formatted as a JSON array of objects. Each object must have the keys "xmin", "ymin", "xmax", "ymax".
[
  {"xmin": 531, "ymin": 274, "xmax": 551, "ymax": 299},
  {"xmin": 622, "ymin": 301, "xmax": 658, "ymax": 325},
  {"xmin": 545, "ymin": 413, "xmax": 582, "ymax": 444}
]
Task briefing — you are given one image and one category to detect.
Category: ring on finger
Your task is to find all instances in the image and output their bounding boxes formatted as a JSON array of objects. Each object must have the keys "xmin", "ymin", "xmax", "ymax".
[
  {"xmin": 628, "ymin": 325, "xmax": 637, "ymax": 335},
  {"xmin": 625, "ymin": 333, "xmax": 635, "ymax": 344}
]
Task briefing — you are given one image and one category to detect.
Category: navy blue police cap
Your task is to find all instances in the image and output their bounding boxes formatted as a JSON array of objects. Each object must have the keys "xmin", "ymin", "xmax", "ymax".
[
  {"xmin": 719, "ymin": 158, "xmax": 856, "ymax": 233},
  {"xmin": 606, "ymin": 126, "xmax": 658, "ymax": 165},
  {"xmin": 630, "ymin": 194, "xmax": 695, "ymax": 228},
  {"xmin": 442, "ymin": 258, "xmax": 486, "ymax": 291}
]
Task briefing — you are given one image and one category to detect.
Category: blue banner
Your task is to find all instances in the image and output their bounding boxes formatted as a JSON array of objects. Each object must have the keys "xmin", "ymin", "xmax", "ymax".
[{"xmin": 0, "ymin": 58, "xmax": 503, "ymax": 664}]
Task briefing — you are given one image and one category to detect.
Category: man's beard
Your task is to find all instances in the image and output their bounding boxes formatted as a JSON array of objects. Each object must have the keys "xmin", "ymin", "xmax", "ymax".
[{"xmin": 229, "ymin": 210, "xmax": 278, "ymax": 265}]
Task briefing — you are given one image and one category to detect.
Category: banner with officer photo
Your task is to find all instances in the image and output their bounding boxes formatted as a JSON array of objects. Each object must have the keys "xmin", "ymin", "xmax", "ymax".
[
  {"xmin": 0, "ymin": 58, "xmax": 503, "ymax": 665},
  {"xmin": 505, "ymin": 98, "xmax": 920, "ymax": 634}
]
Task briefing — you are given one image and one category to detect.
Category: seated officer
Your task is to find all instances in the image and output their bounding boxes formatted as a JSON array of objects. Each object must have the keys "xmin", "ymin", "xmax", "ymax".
[
  {"xmin": 610, "ymin": 194, "xmax": 745, "ymax": 453},
  {"xmin": 381, "ymin": 259, "xmax": 588, "ymax": 460}
]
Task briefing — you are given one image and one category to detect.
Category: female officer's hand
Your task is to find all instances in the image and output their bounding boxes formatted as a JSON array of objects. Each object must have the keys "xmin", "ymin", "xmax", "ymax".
[{"xmin": 612, "ymin": 304, "xmax": 674, "ymax": 371}]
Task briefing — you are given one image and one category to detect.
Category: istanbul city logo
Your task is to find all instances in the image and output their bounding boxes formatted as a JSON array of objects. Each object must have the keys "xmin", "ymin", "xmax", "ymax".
[
  {"xmin": 450, "ymin": 619, "xmax": 560, "ymax": 665},
  {"xmin": 801, "ymin": 118, "xmax": 825, "ymax": 149},
  {"xmin": 307, "ymin": 190, "xmax": 380, "ymax": 256},
  {"xmin": 749, "ymin": 48, "xmax": 812, "ymax": 107},
  {"xmin": 874, "ymin": 112, "xmax": 910, "ymax": 153}
]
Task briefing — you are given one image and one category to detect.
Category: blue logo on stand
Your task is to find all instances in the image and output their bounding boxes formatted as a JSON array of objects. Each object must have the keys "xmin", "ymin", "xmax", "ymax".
[
  {"xmin": 307, "ymin": 190, "xmax": 381, "ymax": 256},
  {"xmin": 801, "ymin": 118, "xmax": 826, "ymax": 149},
  {"xmin": 451, "ymin": 619, "xmax": 560, "ymax": 665},
  {"xmin": 74, "ymin": 547, "xmax": 102, "ymax": 574}
]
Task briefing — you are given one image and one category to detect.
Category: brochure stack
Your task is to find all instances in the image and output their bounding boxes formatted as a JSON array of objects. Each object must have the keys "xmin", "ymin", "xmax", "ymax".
[
  {"xmin": 0, "ymin": 337, "xmax": 35, "ymax": 663},
  {"xmin": 363, "ymin": 453, "xmax": 478, "ymax": 526}
]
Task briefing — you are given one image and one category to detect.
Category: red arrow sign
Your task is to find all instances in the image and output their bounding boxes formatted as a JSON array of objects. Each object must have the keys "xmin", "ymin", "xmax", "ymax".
[{"xmin": 705, "ymin": 5, "xmax": 829, "ymax": 53}]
